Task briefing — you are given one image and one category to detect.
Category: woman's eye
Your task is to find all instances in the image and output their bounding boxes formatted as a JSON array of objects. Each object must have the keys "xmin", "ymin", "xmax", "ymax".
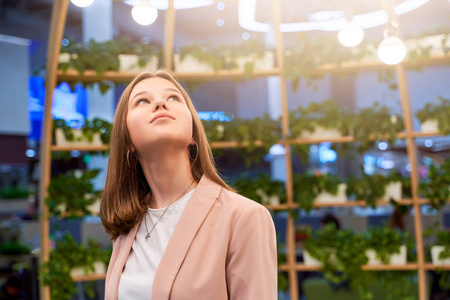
[
  {"xmin": 168, "ymin": 95, "xmax": 179, "ymax": 102},
  {"xmin": 137, "ymin": 98, "xmax": 149, "ymax": 105}
]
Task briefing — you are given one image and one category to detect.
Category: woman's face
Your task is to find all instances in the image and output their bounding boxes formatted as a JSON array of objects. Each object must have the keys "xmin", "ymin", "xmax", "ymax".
[{"xmin": 127, "ymin": 77, "xmax": 194, "ymax": 154}]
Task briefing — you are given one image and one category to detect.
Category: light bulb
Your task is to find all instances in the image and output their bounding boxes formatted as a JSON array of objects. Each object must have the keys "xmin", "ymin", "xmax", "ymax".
[
  {"xmin": 338, "ymin": 21, "xmax": 364, "ymax": 47},
  {"xmin": 71, "ymin": 0, "xmax": 95, "ymax": 7},
  {"xmin": 377, "ymin": 36, "xmax": 407, "ymax": 65},
  {"xmin": 132, "ymin": 0, "xmax": 158, "ymax": 26}
]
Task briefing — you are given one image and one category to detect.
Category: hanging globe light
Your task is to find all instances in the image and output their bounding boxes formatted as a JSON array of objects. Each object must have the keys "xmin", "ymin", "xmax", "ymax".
[
  {"xmin": 71, "ymin": 0, "xmax": 95, "ymax": 7},
  {"xmin": 132, "ymin": 0, "xmax": 158, "ymax": 26},
  {"xmin": 377, "ymin": 35, "xmax": 407, "ymax": 65},
  {"xmin": 338, "ymin": 21, "xmax": 364, "ymax": 47}
]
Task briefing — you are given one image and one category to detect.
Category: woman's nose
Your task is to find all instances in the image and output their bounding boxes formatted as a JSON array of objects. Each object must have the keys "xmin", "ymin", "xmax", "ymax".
[{"xmin": 153, "ymin": 100, "xmax": 167, "ymax": 112}]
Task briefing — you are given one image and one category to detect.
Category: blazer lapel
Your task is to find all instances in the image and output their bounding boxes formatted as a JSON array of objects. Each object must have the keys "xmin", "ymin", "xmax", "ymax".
[
  {"xmin": 152, "ymin": 175, "xmax": 222, "ymax": 299},
  {"xmin": 111, "ymin": 223, "xmax": 139, "ymax": 300}
]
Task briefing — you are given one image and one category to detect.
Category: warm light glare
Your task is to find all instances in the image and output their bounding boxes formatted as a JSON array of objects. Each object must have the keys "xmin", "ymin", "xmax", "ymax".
[
  {"xmin": 71, "ymin": 0, "xmax": 95, "ymax": 7},
  {"xmin": 338, "ymin": 21, "xmax": 364, "ymax": 47},
  {"xmin": 132, "ymin": 0, "xmax": 158, "ymax": 26},
  {"xmin": 377, "ymin": 36, "xmax": 407, "ymax": 65}
]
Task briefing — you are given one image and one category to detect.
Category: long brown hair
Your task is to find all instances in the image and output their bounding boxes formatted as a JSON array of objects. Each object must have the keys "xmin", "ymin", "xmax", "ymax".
[{"xmin": 100, "ymin": 69, "xmax": 232, "ymax": 240}]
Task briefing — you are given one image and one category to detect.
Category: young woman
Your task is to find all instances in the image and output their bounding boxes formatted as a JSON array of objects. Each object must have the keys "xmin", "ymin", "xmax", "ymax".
[{"xmin": 100, "ymin": 70, "xmax": 277, "ymax": 300}]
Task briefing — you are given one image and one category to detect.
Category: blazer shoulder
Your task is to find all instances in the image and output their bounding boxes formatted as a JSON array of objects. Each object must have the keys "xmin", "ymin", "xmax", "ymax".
[{"xmin": 220, "ymin": 188, "xmax": 270, "ymax": 216}]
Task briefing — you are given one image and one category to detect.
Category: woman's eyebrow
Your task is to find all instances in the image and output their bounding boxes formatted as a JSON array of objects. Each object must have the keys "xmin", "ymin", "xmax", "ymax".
[
  {"xmin": 165, "ymin": 88, "xmax": 182, "ymax": 95},
  {"xmin": 130, "ymin": 91, "xmax": 149, "ymax": 103}
]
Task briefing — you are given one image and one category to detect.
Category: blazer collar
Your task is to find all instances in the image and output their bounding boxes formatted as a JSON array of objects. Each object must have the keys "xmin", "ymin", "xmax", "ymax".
[
  {"xmin": 110, "ymin": 175, "xmax": 222, "ymax": 300},
  {"xmin": 152, "ymin": 175, "xmax": 223, "ymax": 299}
]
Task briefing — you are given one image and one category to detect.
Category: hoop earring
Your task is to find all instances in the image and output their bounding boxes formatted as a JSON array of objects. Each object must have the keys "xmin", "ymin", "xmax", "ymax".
[
  {"xmin": 189, "ymin": 142, "xmax": 199, "ymax": 162},
  {"xmin": 127, "ymin": 150, "xmax": 131, "ymax": 167}
]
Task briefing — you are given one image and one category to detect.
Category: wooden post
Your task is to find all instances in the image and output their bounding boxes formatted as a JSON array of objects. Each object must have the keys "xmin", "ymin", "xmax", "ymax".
[
  {"xmin": 39, "ymin": 0, "xmax": 69, "ymax": 299},
  {"xmin": 164, "ymin": 0, "xmax": 176, "ymax": 70},
  {"xmin": 270, "ymin": 0, "xmax": 297, "ymax": 299},
  {"xmin": 395, "ymin": 63, "xmax": 427, "ymax": 300}
]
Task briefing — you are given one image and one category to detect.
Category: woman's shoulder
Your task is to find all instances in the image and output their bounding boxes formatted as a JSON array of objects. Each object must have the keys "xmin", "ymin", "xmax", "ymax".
[{"xmin": 219, "ymin": 188, "xmax": 270, "ymax": 216}]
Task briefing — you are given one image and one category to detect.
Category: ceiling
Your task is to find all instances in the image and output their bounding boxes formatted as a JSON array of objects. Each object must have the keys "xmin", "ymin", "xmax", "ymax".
[{"xmin": 0, "ymin": 0, "xmax": 449, "ymax": 69}]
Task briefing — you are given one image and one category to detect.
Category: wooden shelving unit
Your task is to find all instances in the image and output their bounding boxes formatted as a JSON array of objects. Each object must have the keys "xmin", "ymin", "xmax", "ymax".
[
  {"xmin": 71, "ymin": 274, "xmax": 106, "ymax": 283},
  {"xmin": 39, "ymin": 1, "xmax": 449, "ymax": 299}
]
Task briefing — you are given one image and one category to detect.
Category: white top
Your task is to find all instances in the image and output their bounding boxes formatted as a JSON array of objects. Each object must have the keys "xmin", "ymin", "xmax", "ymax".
[{"xmin": 118, "ymin": 189, "xmax": 195, "ymax": 299}]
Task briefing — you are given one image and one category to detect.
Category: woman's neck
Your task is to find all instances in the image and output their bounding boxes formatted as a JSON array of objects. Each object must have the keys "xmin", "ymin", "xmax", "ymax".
[{"xmin": 138, "ymin": 149, "xmax": 196, "ymax": 209}]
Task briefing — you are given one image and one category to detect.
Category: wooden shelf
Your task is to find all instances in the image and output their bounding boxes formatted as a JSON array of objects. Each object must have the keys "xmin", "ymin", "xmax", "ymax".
[
  {"xmin": 72, "ymin": 274, "xmax": 106, "ymax": 282},
  {"xmin": 423, "ymin": 264, "xmax": 450, "ymax": 270},
  {"xmin": 279, "ymin": 263, "xmax": 418, "ymax": 272},
  {"xmin": 57, "ymin": 68, "xmax": 281, "ymax": 83},
  {"xmin": 51, "ymin": 145, "xmax": 109, "ymax": 152},
  {"xmin": 264, "ymin": 199, "xmax": 428, "ymax": 210},
  {"xmin": 210, "ymin": 140, "xmax": 264, "ymax": 149}
]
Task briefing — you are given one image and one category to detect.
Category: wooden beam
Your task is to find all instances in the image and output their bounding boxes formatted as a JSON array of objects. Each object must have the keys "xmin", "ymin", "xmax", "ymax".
[
  {"xmin": 396, "ymin": 62, "xmax": 427, "ymax": 300},
  {"xmin": 39, "ymin": 1, "xmax": 69, "ymax": 299},
  {"xmin": 163, "ymin": 0, "xmax": 175, "ymax": 69}
]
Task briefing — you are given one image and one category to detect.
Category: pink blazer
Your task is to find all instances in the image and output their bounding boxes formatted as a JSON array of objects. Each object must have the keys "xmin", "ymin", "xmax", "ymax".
[{"xmin": 105, "ymin": 175, "xmax": 278, "ymax": 300}]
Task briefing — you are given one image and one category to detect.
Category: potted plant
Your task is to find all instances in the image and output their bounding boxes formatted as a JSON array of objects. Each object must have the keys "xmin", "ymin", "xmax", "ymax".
[
  {"xmin": 304, "ymin": 224, "xmax": 371, "ymax": 298},
  {"xmin": 175, "ymin": 40, "xmax": 274, "ymax": 77},
  {"xmin": 352, "ymin": 102, "xmax": 404, "ymax": 153},
  {"xmin": 364, "ymin": 226, "xmax": 409, "ymax": 265},
  {"xmin": 0, "ymin": 186, "xmax": 32, "ymax": 212},
  {"xmin": 416, "ymin": 96, "xmax": 450, "ymax": 134},
  {"xmin": 293, "ymin": 172, "xmax": 346, "ymax": 212},
  {"xmin": 289, "ymin": 100, "xmax": 352, "ymax": 139},
  {"xmin": 284, "ymin": 33, "xmax": 372, "ymax": 91},
  {"xmin": 116, "ymin": 37, "xmax": 161, "ymax": 72},
  {"xmin": 233, "ymin": 173, "xmax": 286, "ymax": 206},
  {"xmin": 418, "ymin": 158, "xmax": 450, "ymax": 210},
  {"xmin": 431, "ymin": 230, "xmax": 450, "ymax": 265},
  {"xmin": 346, "ymin": 171, "xmax": 403, "ymax": 208},
  {"xmin": 46, "ymin": 169, "xmax": 102, "ymax": 218},
  {"xmin": 39, "ymin": 235, "xmax": 111, "ymax": 300},
  {"xmin": 53, "ymin": 118, "xmax": 112, "ymax": 147}
]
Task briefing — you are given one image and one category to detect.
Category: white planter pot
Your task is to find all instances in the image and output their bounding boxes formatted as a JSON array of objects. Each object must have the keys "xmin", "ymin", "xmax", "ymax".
[
  {"xmin": 255, "ymin": 188, "xmax": 280, "ymax": 206},
  {"xmin": 300, "ymin": 126, "xmax": 342, "ymax": 139},
  {"xmin": 235, "ymin": 51, "xmax": 275, "ymax": 71},
  {"xmin": 366, "ymin": 245, "xmax": 407, "ymax": 265},
  {"xmin": 314, "ymin": 184, "xmax": 347, "ymax": 204},
  {"xmin": 303, "ymin": 250, "xmax": 322, "ymax": 266},
  {"xmin": 383, "ymin": 182, "xmax": 402, "ymax": 201},
  {"xmin": 420, "ymin": 119, "xmax": 439, "ymax": 133},
  {"xmin": 174, "ymin": 54, "xmax": 215, "ymax": 73},
  {"xmin": 55, "ymin": 128, "xmax": 103, "ymax": 147},
  {"xmin": 431, "ymin": 246, "xmax": 450, "ymax": 265},
  {"xmin": 303, "ymin": 250, "xmax": 338, "ymax": 266},
  {"xmin": 118, "ymin": 54, "xmax": 158, "ymax": 72},
  {"xmin": 70, "ymin": 261, "xmax": 106, "ymax": 277},
  {"xmin": 87, "ymin": 199, "xmax": 101, "ymax": 215},
  {"xmin": 59, "ymin": 53, "xmax": 72, "ymax": 63}
]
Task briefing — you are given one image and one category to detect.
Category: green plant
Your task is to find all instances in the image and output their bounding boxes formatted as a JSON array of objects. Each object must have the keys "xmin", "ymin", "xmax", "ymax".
[
  {"xmin": 284, "ymin": 33, "xmax": 373, "ymax": 91},
  {"xmin": 0, "ymin": 186, "xmax": 31, "ymax": 199},
  {"xmin": 0, "ymin": 242, "xmax": 31, "ymax": 255},
  {"xmin": 418, "ymin": 158, "xmax": 450, "ymax": 210},
  {"xmin": 53, "ymin": 118, "xmax": 112, "ymax": 145},
  {"xmin": 178, "ymin": 40, "xmax": 270, "ymax": 77},
  {"xmin": 202, "ymin": 114, "xmax": 281, "ymax": 167},
  {"xmin": 352, "ymin": 102, "xmax": 404, "ymax": 153},
  {"xmin": 39, "ymin": 235, "xmax": 111, "ymax": 300},
  {"xmin": 416, "ymin": 96, "xmax": 450, "ymax": 134},
  {"xmin": 293, "ymin": 172, "xmax": 342, "ymax": 212},
  {"xmin": 305, "ymin": 224, "xmax": 371, "ymax": 299},
  {"xmin": 346, "ymin": 172, "xmax": 401, "ymax": 208},
  {"xmin": 233, "ymin": 173, "xmax": 286, "ymax": 205},
  {"xmin": 289, "ymin": 100, "xmax": 352, "ymax": 138},
  {"xmin": 364, "ymin": 226, "xmax": 410, "ymax": 264},
  {"xmin": 46, "ymin": 169, "xmax": 101, "ymax": 218}
]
